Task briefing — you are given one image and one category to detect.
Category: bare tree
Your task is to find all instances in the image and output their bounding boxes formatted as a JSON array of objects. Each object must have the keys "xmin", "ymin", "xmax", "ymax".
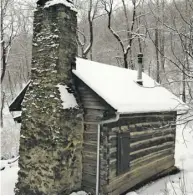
[
  {"xmin": 143, "ymin": 0, "xmax": 167, "ymax": 83},
  {"xmin": 1, "ymin": 0, "xmax": 18, "ymax": 126},
  {"xmin": 1, "ymin": 0, "xmax": 20, "ymax": 83},
  {"xmin": 142, "ymin": 0, "xmax": 192, "ymax": 127},
  {"xmin": 1, "ymin": 0, "xmax": 34, "ymax": 127},
  {"xmin": 169, "ymin": 0, "xmax": 193, "ymax": 103},
  {"xmin": 76, "ymin": 0, "xmax": 102, "ymax": 59},
  {"xmin": 101, "ymin": 0, "xmax": 143, "ymax": 69}
]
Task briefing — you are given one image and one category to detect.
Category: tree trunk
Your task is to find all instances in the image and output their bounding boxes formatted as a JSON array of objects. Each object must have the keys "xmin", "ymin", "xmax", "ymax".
[
  {"xmin": 1, "ymin": 92, "xmax": 5, "ymax": 127},
  {"xmin": 124, "ymin": 53, "xmax": 128, "ymax": 69},
  {"xmin": 182, "ymin": 66, "xmax": 186, "ymax": 102},
  {"xmin": 155, "ymin": 27, "xmax": 160, "ymax": 83}
]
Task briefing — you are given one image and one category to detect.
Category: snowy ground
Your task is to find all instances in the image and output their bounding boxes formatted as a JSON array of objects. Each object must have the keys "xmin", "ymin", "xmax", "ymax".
[
  {"xmin": 1, "ymin": 121, "xmax": 193, "ymax": 195},
  {"xmin": 0, "ymin": 158, "xmax": 19, "ymax": 195}
]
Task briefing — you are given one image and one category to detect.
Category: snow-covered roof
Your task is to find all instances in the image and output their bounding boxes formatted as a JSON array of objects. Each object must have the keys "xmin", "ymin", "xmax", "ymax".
[{"xmin": 73, "ymin": 58, "xmax": 188, "ymax": 114}]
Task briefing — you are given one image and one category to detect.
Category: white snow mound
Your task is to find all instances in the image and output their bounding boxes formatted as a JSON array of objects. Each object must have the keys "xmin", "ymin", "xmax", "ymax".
[
  {"xmin": 44, "ymin": 0, "xmax": 77, "ymax": 12},
  {"xmin": 57, "ymin": 84, "xmax": 78, "ymax": 109}
]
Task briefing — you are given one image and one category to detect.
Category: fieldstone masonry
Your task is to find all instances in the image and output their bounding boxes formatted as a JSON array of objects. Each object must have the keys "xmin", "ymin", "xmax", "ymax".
[{"xmin": 15, "ymin": 1, "xmax": 83, "ymax": 194}]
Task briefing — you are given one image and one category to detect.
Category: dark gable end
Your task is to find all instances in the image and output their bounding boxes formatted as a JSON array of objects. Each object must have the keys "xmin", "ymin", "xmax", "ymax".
[
  {"xmin": 9, "ymin": 81, "xmax": 30, "ymax": 112},
  {"xmin": 74, "ymin": 75, "xmax": 116, "ymax": 116}
]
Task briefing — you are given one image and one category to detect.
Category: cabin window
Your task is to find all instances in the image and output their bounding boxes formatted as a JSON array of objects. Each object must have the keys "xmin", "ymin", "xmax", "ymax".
[{"xmin": 117, "ymin": 132, "xmax": 130, "ymax": 175}]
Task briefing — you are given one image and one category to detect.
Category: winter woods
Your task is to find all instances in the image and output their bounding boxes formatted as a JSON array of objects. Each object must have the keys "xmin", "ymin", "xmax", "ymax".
[{"xmin": 1, "ymin": 0, "xmax": 193, "ymax": 159}]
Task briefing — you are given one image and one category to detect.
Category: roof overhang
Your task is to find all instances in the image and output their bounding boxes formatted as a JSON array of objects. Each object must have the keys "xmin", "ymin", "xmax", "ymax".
[{"xmin": 9, "ymin": 81, "xmax": 31, "ymax": 112}]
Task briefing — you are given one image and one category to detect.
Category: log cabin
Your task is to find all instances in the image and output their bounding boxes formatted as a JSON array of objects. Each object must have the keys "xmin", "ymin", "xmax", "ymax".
[
  {"xmin": 9, "ymin": 1, "xmax": 188, "ymax": 195},
  {"xmin": 9, "ymin": 57, "xmax": 188, "ymax": 195}
]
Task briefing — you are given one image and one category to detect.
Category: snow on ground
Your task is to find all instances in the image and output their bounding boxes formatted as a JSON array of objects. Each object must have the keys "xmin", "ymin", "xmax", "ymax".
[
  {"xmin": 1, "ymin": 121, "xmax": 193, "ymax": 195},
  {"xmin": 1, "ymin": 107, "xmax": 21, "ymax": 160},
  {"xmin": 0, "ymin": 158, "xmax": 19, "ymax": 195}
]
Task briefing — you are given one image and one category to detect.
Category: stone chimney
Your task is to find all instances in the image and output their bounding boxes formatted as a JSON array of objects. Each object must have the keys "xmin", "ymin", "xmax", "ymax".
[
  {"xmin": 15, "ymin": 0, "xmax": 83, "ymax": 194},
  {"xmin": 136, "ymin": 53, "xmax": 143, "ymax": 86}
]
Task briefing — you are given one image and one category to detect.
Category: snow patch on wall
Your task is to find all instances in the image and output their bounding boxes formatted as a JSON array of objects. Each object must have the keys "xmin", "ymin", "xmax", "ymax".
[
  {"xmin": 44, "ymin": 0, "xmax": 77, "ymax": 12},
  {"xmin": 57, "ymin": 84, "xmax": 78, "ymax": 109}
]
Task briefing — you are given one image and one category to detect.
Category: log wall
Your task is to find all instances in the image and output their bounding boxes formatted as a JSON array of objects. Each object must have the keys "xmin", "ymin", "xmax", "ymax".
[
  {"xmin": 102, "ymin": 112, "xmax": 177, "ymax": 194},
  {"xmin": 76, "ymin": 78, "xmax": 115, "ymax": 194},
  {"xmin": 76, "ymin": 77, "xmax": 177, "ymax": 195}
]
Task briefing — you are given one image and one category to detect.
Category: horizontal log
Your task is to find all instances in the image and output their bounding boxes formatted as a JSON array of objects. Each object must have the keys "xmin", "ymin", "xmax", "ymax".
[
  {"xmin": 78, "ymin": 86, "xmax": 94, "ymax": 93},
  {"xmin": 83, "ymin": 165, "xmax": 107, "ymax": 176},
  {"xmin": 129, "ymin": 124, "xmax": 175, "ymax": 134},
  {"xmin": 82, "ymin": 156, "xmax": 108, "ymax": 167},
  {"xmin": 106, "ymin": 116, "xmax": 176, "ymax": 128},
  {"xmin": 108, "ymin": 147, "xmax": 175, "ymax": 180},
  {"xmin": 130, "ymin": 151, "xmax": 174, "ymax": 171},
  {"xmin": 130, "ymin": 127, "xmax": 175, "ymax": 138},
  {"xmin": 84, "ymin": 124, "xmax": 98, "ymax": 132},
  {"xmin": 109, "ymin": 147, "xmax": 116, "ymax": 154},
  {"xmin": 81, "ymin": 96, "xmax": 100, "ymax": 101},
  {"xmin": 83, "ymin": 155, "xmax": 97, "ymax": 163},
  {"xmin": 109, "ymin": 122, "xmax": 176, "ymax": 137},
  {"xmin": 79, "ymin": 93, "xmax": 96, "ymax": 98},
  {"xmin": 109, "ymin": 158, "xmax": 116, "ymax": 165},
  {"xmin": 83, "ymin": 149, "xmax": 97, "ymax": 156},
  {"xmin": 104, "ymin": 155, "xmax": 175, "ymax": 194},
  {"xmin": 79, "ymin": 94, "xmax": 98, "ymax": 101},
  {"xmin": 78, "ymin": 84, "xmax": 113, "ymax": 110},
  {"xmin": 78, "ymin": 90, "xmax": 101, "ymax": 102},
  {"xmin": 109, "ymin": 132, "xmax": 175, "ymax": 150},
  {"xmin": 82, "ymin": 175, "xmax": 96, "ymax": 185},
  {"xmin": 108, "ymin": 158, "xmax": 174, "ymax": 194},
  {"xmin": 84, "ymin": 109, "xmax": 104, "ymax": 120},
  {"xmin": 130, "ymin": 132, "xmax": 175, "ymax": 143},
  {"xmin": 108, "ymin": 146, "xmax": 175, "ymax": 178},
  {"xmin": 82, "ymin": 160, "xmax": 97, "ymax": 168},
  {"xmin": 83, "ymin": 132, "xmax": 97, "ymax": 141},
  {"xmin": 84, "ymin": 115, "xmax": 103, "ymax": 122},
  {"xmin": 108, "ymin": 125, "xmax": 175, "ymax": 138},
  {"xmin": 82, "ymin": 180, "xmax": 96, "ymax": 190},
  {"xmin": 131, "ymin": 147, "xmax": 174, "ymax": 165},
  {"xmin": 120, "ymin": 111, "xmax": 176, "ymax": 119},
  {"xmin": 83, "ymin": 142, "xmax": 97, "ymax": 151},
  {"xmin": 80, "ymin": 95, "xmax": 107, "ymax": 110},
  {"xmin": 82, "ymin": 173, "xmax": 107, "ymax": 186},
  {"xmin": 85, "ymin": 108, "xmax": 105, "ymax": 114},
  {"xmin": 83, "ymin": 162, "xmax": 96, "ymax": 172},
  {"xmin": 108, "ymin": 135, "xmax": 175, "ymax": 166},
  {"xmin": 83, "ymin": 170, "xmax": 108, "ymax": 181},
  {"xmin": 81, "ymin": 99, "xmax": 105, "ymax": 106},
  {"xmin": 84, "ymin": 104, "xmax": 107, "ymax": 110},
  {"xmin": 130, "ymin": 135, "xmax": 175, "ymax": 152},
  {"xmin": 130, "ymin": 143, "xmax": 175, "ymax": 161},
  {"xmin": 131, "ymin": 141, "xmax": 174, "ymax": 155}
]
